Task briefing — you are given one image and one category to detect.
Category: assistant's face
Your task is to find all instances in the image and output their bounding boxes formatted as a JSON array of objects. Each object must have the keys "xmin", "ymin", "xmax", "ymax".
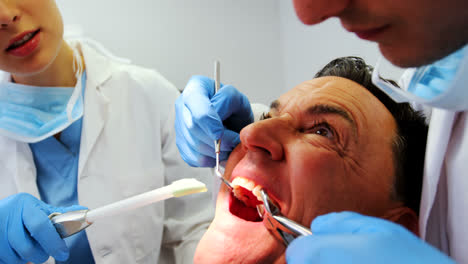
[
  {"xmin": 0, "ymin": 0, "xmax": 64, "ymax": 75},
  {"xmin": 292, "ymin": 0, "xmax": 468, "ymax": 67},
  {"xmin": 194, "ymin": 77, "xmax": 404, "ymax": 264}
]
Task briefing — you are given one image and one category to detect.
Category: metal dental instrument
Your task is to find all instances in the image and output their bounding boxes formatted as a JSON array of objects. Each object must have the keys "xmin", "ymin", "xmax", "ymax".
[
  {"xmin": 49, "ymin": 210, "xmax": 91, "ymax": 238},
  {"xmin": 48, "ymin": 178, "xmax": 207, "ymax": 238},
  {"xmin": 257, "ymin": 189, "xmax": 312, "ymax": 246},
  {"xmin": 213, "ymin": 60, "xmax": 233, "ymax": 191}
]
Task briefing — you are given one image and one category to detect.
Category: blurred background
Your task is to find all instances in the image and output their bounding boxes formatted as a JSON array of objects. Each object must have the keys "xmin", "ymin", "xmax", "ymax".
[{"xmin": 57, "ymin": 0, "xmax": 384, "ymax": 105}]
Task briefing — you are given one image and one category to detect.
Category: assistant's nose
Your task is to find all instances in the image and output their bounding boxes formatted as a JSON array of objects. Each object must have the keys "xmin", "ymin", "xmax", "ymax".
[
  {"xmin": 0, "ymin": 2, "xmax": 19, "ymax": 29},
  {"xmin": 240, "ymin": 115, "xmax": 292, "ymax": 161},
  {"xmin": 293, "ymin": 0, "xmax": 350, "ymax": 25}
]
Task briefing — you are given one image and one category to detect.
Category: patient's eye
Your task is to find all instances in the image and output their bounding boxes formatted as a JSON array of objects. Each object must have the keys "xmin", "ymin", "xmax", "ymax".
[
  {"xmin": 307, "ymin": 122, "xmax": 335, "ymax": 140},
  {"xmin": 260, "ymin": 112, "xmax": 272, "ymax": 120}
]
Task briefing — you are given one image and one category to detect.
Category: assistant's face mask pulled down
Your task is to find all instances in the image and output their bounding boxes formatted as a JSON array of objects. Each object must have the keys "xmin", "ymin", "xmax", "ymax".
[
  {"xmin": 372, "ymin": 44, "xmax": 468, "ymax": 110},
  {"xmin": 0, "ymin": 48, "xmax": 84, "ymax": 143}
]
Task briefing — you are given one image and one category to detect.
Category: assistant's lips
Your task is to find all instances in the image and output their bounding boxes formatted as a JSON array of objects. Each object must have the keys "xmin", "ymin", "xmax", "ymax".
[
  {"xmin": 351, "ymin": 25, "xmax": 389, "ymax": 41},
  {"xmin": 6, "ymin": 29, "xmax": 41, "ymax": 57}
]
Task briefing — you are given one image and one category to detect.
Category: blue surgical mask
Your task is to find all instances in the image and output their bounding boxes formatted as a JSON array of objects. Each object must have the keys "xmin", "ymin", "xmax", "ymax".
[
  {"xmin": 372, "ymin": 44, "xmax": 468, "ymax": 110},
  {"xmin": 0, "ymin": 48, "xmax": 85, "ymax": 143}
]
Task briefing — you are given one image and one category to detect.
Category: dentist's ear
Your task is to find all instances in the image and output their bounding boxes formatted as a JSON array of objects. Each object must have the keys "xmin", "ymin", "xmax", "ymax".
[{"xmin": 381, "ymin": 207, "xmax": 419, "ymax": 236}]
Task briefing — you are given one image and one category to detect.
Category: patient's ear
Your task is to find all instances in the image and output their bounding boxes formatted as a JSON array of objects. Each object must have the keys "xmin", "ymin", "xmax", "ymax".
[{"xmin": 381, "ymin": 207, "xmax": 419, "ymax": 236}]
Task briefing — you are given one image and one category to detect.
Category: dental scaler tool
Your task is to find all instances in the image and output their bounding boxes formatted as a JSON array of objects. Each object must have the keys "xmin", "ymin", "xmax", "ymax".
[
  {"xmin": 257, "ymin": 189, "xmax": 312, "ymax": 246},
  {"xmin": 213, "ymin": 60, "xmax": 233, "ymax": 191},
  {"xmin": 49, "ymin": 178, "xmax": 207, "ymax": 238}
]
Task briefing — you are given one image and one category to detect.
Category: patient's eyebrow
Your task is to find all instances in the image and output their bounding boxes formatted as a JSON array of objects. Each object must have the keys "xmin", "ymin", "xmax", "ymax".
[
  {"xmin": 269, "ymin": 100, "xmax": 355, "ymax": 129},
  {"xmin": 270, "ymin": 100, "xmax": 280, "ymax": 111},
  {"xmin": 306, "ymin": 104, "xmax": 355, "ymax": 129},
  {"xmin": 270, "ymin": 100, "xmax": 356, "ymax": 126},
  {"xmin": 270, "ymin": 100, "xmax": 354, "ymax": 122}
]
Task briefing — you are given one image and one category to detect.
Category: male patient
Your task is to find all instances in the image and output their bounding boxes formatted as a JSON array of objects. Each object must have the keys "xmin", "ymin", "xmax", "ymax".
[{"xmin": 194, "ymin": 57, "xmax": 428, "ymax": 263}]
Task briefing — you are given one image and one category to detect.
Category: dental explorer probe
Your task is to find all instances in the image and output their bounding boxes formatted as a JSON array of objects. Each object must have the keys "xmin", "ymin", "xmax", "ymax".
[{"xmin": 214, "ymin": 60, "xmax": 233, "ymax": 190}]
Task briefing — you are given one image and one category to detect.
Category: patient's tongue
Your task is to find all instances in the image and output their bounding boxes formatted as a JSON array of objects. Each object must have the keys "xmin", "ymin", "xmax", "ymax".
[{"xmin": 229, "ymin": 191, "xmax": 262, "ymax": 222}]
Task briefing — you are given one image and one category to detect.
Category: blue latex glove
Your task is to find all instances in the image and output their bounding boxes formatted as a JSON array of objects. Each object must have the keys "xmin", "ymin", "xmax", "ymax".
[
  {"xmin": 286, "ymin": 211, "xmax": 455, "ymax": 264},
  {"xmin": 175, "ymin": 75, "xmax": 254, "ymax": 167},
  {"xmin": 0, "ymin": 193, "xmax": 86, "ymax": 264}
]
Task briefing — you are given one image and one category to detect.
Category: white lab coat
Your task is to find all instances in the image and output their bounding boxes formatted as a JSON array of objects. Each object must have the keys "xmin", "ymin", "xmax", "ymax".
[
  {"xmin": 399, "ymin": 69, "xmax": 468, "ymax": 263},
  {"xmin": 420, "ymin": 109, "xmax": 468, "ymax": 263},
  {"xmin": 0, "ymin": 40, "xmax": 214, "ymax": 264}
]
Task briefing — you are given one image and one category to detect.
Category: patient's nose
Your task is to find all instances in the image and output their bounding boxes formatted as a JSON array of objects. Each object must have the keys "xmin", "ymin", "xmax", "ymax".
[
  {"xmin": 240, "ymin": 116, "xmax": 290, "ymax": 161},
  {"xmin": 293, "ymin": 0, "xmax": 350, "ymax": 25}
]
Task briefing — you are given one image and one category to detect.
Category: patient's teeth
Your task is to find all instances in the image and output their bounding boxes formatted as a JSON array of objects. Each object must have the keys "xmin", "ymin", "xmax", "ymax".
[
  {"xmin": 232, "ymin": 177, "xmax": 264, "ymax": 206},
  {"xmin": 232, "ymin": 177, "xmax": 247, "ymax": 187},
  {"xmin": 244, "ymin": 181, "xmax": 255, "ymax": 191},
  {"xmin": 252, "ymin": 185, "xmax": 263, "ymax": 202},
  {"xmin": 232, "ymin": 177, "xmax": 256, "ymax": 190}
]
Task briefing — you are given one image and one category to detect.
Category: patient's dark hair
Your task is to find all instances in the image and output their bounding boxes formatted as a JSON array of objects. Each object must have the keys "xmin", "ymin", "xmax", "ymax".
[{"xmin": 315, "ymin": 56, "xmax": 428, "ymax": 215}]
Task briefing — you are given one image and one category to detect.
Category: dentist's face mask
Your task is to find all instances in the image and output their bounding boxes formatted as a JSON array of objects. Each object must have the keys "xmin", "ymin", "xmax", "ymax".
[
  {"xmin": 0, "ymin": 49, "xmax": 85, "ymax": 143},
  {"xmin": 372, "ymin": 44, "xmax": 468, "ymax": 110}
]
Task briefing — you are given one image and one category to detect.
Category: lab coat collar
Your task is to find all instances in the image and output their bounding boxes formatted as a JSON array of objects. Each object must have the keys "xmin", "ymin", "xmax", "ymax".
[
  {"xmin": 72, "ymin": 41, "xmax": 113, "ymax": 179},
  {"xmin": 74, "ymin": 40, "xmax": 113, "ymax": 89}
]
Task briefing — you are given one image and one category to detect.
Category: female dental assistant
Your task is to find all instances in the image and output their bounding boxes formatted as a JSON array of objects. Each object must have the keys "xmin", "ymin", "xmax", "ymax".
[{"xmin": 0, "ymin": 1, "xmax": 213, "ymax": 264}]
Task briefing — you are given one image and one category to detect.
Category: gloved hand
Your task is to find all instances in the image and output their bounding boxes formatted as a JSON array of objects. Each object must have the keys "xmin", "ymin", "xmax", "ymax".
[
  {"xmin": 175, "ymin": 75, "xmax": 254, "ymax": 167},
  {"xmin": 286, "ymin": 211, "xmax": 455, "ymax": 264},
  {"xmin": 0, "ymin": 193, "xmax": 87, "ymax": 264}
]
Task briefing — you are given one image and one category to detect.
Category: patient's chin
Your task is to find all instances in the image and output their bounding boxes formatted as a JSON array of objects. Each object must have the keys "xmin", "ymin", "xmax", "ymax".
[
  {"xmin": 194, "ymin": 226, "xmax": 286, "ymax": 264},
  {"xmin": 194, "ymin": 189, "xmax": 285, "ymax": 264}
]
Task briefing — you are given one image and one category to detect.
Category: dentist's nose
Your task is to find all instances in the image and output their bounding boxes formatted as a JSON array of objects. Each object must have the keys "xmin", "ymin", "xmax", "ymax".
[
  {"xmin": 293, "ymin": 0, "xmax": 350, "ymax": 25},
  {"xmin": 0, "ymin": 2, "xmax": 19, "ymax": 28},
  {"xmin": 240, "ymin": 115, "xmax": 291, "ymax": 161}
]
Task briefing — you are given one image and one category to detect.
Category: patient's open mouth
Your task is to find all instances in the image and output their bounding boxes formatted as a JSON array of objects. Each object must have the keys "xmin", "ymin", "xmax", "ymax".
[{"xmin": 229, "ymin": 177, "xmax": 263, "ymax": 222}]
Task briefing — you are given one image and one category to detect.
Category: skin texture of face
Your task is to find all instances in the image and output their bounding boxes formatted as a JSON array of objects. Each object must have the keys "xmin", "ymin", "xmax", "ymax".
[
  {"xmin": 0, "ymin": 0, "xmax": 76, "ymax": 86},
  {"xmin": 194, "ymin": 76, "xmax": 417, "ymax": 264},
  {"xmin": 292, "ymin": 0, "xmax": 468, "ymax": 67}
]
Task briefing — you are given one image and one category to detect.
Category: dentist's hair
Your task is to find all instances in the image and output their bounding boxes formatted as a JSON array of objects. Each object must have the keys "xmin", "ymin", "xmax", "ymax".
[{"xmin": 315, "ymin": 56, "xmax": 428, "ymax": 215}]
